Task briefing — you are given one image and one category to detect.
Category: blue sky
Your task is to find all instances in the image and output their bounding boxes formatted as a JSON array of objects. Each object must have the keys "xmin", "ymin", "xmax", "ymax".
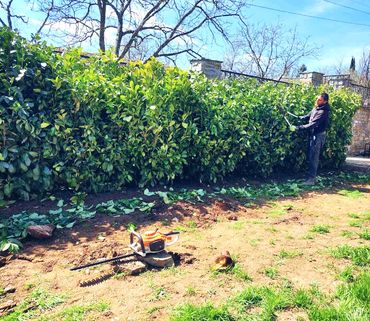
[
  {"xmin": 2, "ymin": 0, "xmax": 370, "ymax": 74},
  {"xmin": 213, "ymin": 0, "xmax": 370, "ymax": 73}
]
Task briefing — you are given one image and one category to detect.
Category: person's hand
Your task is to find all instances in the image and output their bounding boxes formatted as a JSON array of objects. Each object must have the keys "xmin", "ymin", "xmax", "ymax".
[{"xmin": 289, "ymin": 125, "xmax": 297, "ymax": 132}]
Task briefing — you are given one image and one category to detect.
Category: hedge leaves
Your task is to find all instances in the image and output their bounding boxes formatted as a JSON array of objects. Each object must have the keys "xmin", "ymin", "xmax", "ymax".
[{"xmin": 0, "ymin": 28, "xmax": 361, "ymax": 200}]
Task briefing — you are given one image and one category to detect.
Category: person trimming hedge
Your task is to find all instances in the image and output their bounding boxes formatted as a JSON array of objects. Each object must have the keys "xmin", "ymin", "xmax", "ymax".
[{"xmin": 293, "ymin": 92, "xmax": 330, "ymax": 185}]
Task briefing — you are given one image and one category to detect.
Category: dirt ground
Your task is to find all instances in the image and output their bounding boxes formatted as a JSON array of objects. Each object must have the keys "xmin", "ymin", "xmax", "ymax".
[{"xmin": 0, "ymin": 177, "xmax": 369, "ymax": 321}]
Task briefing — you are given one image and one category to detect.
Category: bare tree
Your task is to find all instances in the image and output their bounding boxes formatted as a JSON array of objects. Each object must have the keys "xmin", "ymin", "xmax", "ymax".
[
  {"xmin": 0, "ymin": 0, "xmax": 27, "ymax": 29},
  {"xmin": 224, "ymin": 22, "xmax": 319, "ymax": 80},
  {"xmin": 330, "ymin": 50, "xmax": 370, "ymax": 86},
  {"xmin": 31, "ymin": 0, "xmax": 246, "ymax": 63},
  {"xmin": 0, "ymin": 0, "xmax": 53, "ymax": 35},
  {"xmin": 332, "ymin": 59, "xmax": 346, "ymax": 75},
  {"xmin": 358, "ymin": 50, "xmax": 370, "ymax": 86}
]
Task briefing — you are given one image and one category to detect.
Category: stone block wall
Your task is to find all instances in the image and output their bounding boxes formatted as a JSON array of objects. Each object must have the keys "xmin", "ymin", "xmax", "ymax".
[
  {"xmin": 347, "ymin": 107, "xmax": 370, "ymax": 156},
  {"xmin": 299, "ymin": 71, "xmax": 324, "ymax": 87},
  {"xmin": 190, "ymin": 58, "xmax": 223, "ymax": 79},
  {"xmin": 323, "ymin": 74, "xmax": 352, "ymax": 88}
]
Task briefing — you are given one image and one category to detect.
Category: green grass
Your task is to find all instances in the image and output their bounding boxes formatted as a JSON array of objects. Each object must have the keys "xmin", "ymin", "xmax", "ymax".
[
  {"xmin": 338, "ymin": 189, "xmax": 364, "ymax": 199},
  {"xmin": 267, "ymin": 204, "xmax": 294, "ymax": 217},
  {"xmin": 358, "ymin": 228, "xmax": 370, "ymax": 240},
  {"xmin": 264, "ymin": 266, "xmax": 279, "ymax": 279},
  {"xmin": 231, "ymin": 221, "xmax": 245, "ymax": 230},
  {"xmin": 211, "ymin": 262, "xmax": 252, "ymax": 282},
  {"xmin": 230, "ymin": 264, "xmax": 253, "ymax": 282},
  {"xmin": 146, "ymin": 306, "xmax": 163, "ymax": 315},
  {"xmin": 157, "ymin": 266, "xmax": 186, "ymax": 278},
  {"xmin": 310, "ymin": 224, "xmax": 330, "ymax": 234},
  {"xmin": 309, "ymin": 272, "xmax": 370, "ymax": 321},
  {"xmin": 330, "ymin": 245, "xmax": 370, "ymax": 266},
  {"xmin": 303, "ymin": 233, "xmax": 315, "ymax": 240},
  {"xmin": 249, "ymin": 239, "xmax": 260, "ymax": 247},
  {"xmin": 278, "ymin": 249, "xmax": 303, "ymax": 259},
  {"xmin": 175, "ymin": 220, "xmax": 198, "ymax": 232},
  {"xmin": 349, "ymin": 220, "xmax": 362, "ymax": 227},
  {"xmin": 170, "ymin": 303, "xmax": 235, "ymax": 321},
  {"xmin": 227, "ymin": 285, "xmax": 305, "ymax": 320},
  {"xmin": 185, "ymin": 286, "xmax": 197, "ymax": 296},
  {"xmin": 1, "ymin": 288, "xmax": 65, "ymax": 321},
  {"xmin": 0, "ymin": 288, "xmax": 109, "ymax": 321},
  {"xmin": 112, "ymin": 271, "xmax": 127, "ymax": 280},
  {"xmin": 337, "ymin": 266, "xmax": 355, "ymax": 282},
  {"xmin": 24, "ymin": 282, "xmax": 36, "ymax": 290},
  {"xmin": 341, "ymin": 230, "xmax": 355, "ymax": 238},
  {"xmin": 186, "ymin": 220, "xmax": 197, "ymax": 228},
  {"xmin": 149, "ymin": 284, "xmax": 170, "ymax": 301},
  {"xmin": 348, "ymin": 213, "xmax": 361, "ymax": 219},
  {"xmin": 171, "ymin": 272, "xmax": 370, "ymax": 321},
  {"xmin": 268, "ymin": 208, "xmax": 287, "ymax": 217},
  {"xmin": 347, "ymin": 212, "xmax": 370, "ymax": 229},
  {"xmin": 266, "ymin": 226, "xmax": 278, "ymax": 233},
  {"xmin": 337, "ymin": 272, "xmax": 370, "ymax": 308},
  {"xmin": 39, "ymin": 302, "xmax": 109, "ymax": 321}
]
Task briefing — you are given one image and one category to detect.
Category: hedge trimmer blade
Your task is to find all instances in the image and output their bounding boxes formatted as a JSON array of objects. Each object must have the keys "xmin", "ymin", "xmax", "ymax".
[
  {"xmin": 277, "ymin": 105, "xmax": 299, "ymax": 118},
  {"xmin": 283, "ymin": 114, "xmax": 292, "ymax": 127},
  {"xmin": 277, "ymin": 105, "xmax": 300, "ymax": 129},
  {"xmin": 70, "ymin": 252, "xmax": 137, "ymax": 271},
  {"xmin": 286, "ymin": 110, "xmax": 299, "ymax": 118},
  {"xmin": 277, "ymin": 106, "xmax": 292, "ymax": 127}
]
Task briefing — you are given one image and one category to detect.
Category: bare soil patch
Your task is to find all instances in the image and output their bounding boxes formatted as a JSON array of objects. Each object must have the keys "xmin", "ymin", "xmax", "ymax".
[{"xmin": 0, "ymin": 179, "xmax": 369, "ymax": 320}]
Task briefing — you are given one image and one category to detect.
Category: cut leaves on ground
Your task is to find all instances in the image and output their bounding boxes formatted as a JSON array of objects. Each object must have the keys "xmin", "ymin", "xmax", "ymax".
[{"xmin": 0, "ymin": 171, "xmax": 369, "ymax": 320}]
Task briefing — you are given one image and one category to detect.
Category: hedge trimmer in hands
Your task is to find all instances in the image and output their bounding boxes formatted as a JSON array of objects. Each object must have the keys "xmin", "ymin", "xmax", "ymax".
[{"xmin": 277, "ymin": 105, "xmax": 299, "ymax": 132}]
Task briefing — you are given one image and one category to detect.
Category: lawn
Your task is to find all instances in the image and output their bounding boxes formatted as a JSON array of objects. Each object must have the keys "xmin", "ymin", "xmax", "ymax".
[{"xmin": 0, "ymin": 172, "xmax": 369, "ymax": 320}]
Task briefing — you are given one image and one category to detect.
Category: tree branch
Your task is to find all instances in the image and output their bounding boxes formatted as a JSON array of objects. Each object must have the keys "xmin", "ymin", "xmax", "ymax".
[
  {"xmin": 119, "ymin": 0, "xmax": 169, "ymax": 59},
  {"xmin": 36, "ymin": 0, "xmax": 55, "ymax": 35}
]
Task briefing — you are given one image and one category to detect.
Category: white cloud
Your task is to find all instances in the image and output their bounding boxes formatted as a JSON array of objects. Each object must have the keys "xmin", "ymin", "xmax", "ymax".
[
  {"xmin": 29, "ymin": 18, "xmax": 43, "ymax": 26},
  {"xmin": 105, "ymin": 29, "xmax": 117, "ymax": 47},
  {"xmin": 302, "ymin": 0, "xmax": 334, "ymax": 16}
]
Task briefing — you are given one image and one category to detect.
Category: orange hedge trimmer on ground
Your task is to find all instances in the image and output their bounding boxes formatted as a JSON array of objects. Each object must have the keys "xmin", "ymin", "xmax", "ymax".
[{"xmin": 70, "ymin": 229, "xmax": 180, "ymax": 271}]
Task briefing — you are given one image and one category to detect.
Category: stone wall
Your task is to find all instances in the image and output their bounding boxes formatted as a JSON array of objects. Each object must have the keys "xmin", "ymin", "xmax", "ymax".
[
  {"xmin": 348, "ymin": 107, "xmax": 370, "ymax": 156},
  {"xmin": 323, "ymin": 74, "xmax": 352, "ymax": 88},
  {"xmin": 190, "ymin": 58, "xmax": 223, "ymax": 79},
  {"xmin": 299, "ymin": 71, "xmax": 324, "ymax": 87}
]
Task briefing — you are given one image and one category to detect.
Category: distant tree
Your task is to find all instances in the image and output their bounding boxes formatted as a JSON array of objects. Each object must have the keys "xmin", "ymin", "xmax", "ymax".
[
  {"xmin": 299, "ymin": 64, "xmax": 307, "ymax": 73},
  {"xmin": 350, "ymin": 56, "xmax": 356, "ymax": 72},
  {"xmin": 223, "ymin": 22, "xmax": 319, "ymax": 79},
  {"xmin": 358, "ymin": 50, "xmax": 370, "ymax": 86}
]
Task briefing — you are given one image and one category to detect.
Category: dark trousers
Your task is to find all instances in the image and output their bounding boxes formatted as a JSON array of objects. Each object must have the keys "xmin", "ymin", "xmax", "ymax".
[{"xmin": 307, "ymin": 132, "xmax": 326, "ymax": 179}]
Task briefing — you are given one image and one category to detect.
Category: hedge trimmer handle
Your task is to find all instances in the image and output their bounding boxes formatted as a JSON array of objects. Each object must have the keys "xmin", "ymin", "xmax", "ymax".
[
  {"xmin": 163, "ymin": 231, "xmax": 180, "ymax": 246},
  {"xmin": 130, "ymin": 230, "xmax": 146, "ymax": 256}
]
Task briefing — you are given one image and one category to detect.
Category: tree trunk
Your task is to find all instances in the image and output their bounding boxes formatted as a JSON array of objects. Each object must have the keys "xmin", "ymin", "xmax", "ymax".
[{"xmin": 98, "ymin": 0, "xmax": 106, "ymax": 52}]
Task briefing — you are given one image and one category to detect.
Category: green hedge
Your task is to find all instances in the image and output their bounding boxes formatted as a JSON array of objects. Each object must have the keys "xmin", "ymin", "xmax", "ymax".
[
  {"xmin": 0, "ymin": 28, "xmax": 362, "ymax": 200},
  {"xmin": 0, "ymin": 29, "xmax": 58, "ymax": 200}
]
